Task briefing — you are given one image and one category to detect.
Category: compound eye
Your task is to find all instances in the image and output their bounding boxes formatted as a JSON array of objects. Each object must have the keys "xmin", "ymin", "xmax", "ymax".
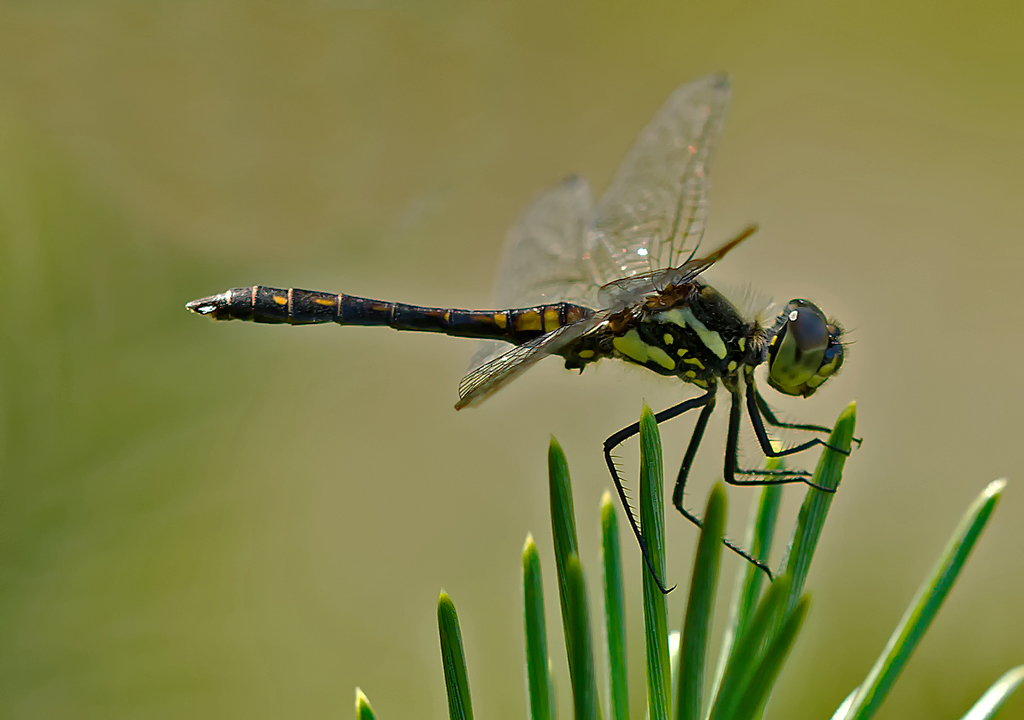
[{"xmin": 768, "ymin": 301, "xmax": 829, "ymax": 391}]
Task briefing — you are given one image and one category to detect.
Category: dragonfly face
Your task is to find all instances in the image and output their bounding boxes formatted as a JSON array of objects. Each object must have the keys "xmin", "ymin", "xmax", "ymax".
[
  {"xmin": 187, "ymin": 74, "xmax": 855, "ymax": 592},
  {"xmin": 765, "ymin": 299, "xmax": 844, "ymax": 398}
]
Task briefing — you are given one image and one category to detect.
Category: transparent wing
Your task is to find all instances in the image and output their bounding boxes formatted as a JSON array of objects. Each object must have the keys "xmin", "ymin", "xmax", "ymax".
[
  {"xmin": 493, "ymin": 174, "xmax": 600, "ymax": 308},
  {"xmin": 587, "ymin": 74, "xmax": 731, "ymax": 283},
  {"xmin": 457, "ymin": 312, "xmax": 608, "ymax": 409},
  {"xmin": 469, "ymin": 175, "xmax": 601, "ymax": 373},
  {"xmin": 596, "ymin": 224, "xmax": 758, "ymax": 309}
]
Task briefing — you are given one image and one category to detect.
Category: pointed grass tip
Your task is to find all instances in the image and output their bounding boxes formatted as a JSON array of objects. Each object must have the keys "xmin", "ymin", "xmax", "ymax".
[
  {"xmin": 354, "ymin": 687, "xmax": 375, "ymax": 718},
  {"xmin": 984, "ymin": 478, "xmax": 1007, "ymax": 498}
]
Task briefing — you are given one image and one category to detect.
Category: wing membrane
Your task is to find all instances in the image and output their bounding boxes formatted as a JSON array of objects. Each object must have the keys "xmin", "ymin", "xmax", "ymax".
[
  {"xmin": 457, "ymin": 312, "xmax": 607, "ymax": 409},
  {"xmin": 587, "ymin": 74, "xmax": 731, "ymax": 282},
  {"xmin": 492, "ymin": 174, "xmax": 600, "ymax": 308},
  {"xmin": 596, "ymin": 224, "xmax": 758, "ymax": 308},
  {"xmin": 469, "ymin": 175, "xmax": 600, "ymax": 374},
  {"xmin": 461, "ymin": 75, "xmax": 737, "ymax": 406}
]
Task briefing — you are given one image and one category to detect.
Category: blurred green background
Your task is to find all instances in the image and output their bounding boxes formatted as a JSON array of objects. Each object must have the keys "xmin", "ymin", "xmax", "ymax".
[{"xmin": 1, "ymin": 2, "xmax": 1022, "ymax": 719}]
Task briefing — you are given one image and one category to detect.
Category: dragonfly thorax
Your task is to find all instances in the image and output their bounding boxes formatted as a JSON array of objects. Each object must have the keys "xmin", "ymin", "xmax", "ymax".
[{"xmin": 601, "ymin": 280, "xmax": 760, "ymax": 390}]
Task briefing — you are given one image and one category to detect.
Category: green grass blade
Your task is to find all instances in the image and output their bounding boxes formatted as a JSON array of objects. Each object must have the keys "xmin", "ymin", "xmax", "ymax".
[
  {"xmin": 676, "ymin": 483, "xmax": 727, "ymax": 720},
  {"xmin": 960, "ymin": 665, "xmax": 1024, "ymax": 720},
  {"xmin": 841, "ymin": 479, "xmax": 1006, "ymax": 720},
  {"xmin": 707, "ymin": 479, "xmax": 782, "ymax": 719},
  {"xmin": 708, "ymin": 575, "xmax": 792, "ymax": 720},
  {"xmin": 523, "ymin": 535, "xmax": 553, "ymax": 720},
  {"xmin": 438, "ymin": 591, "xmax": 474, "ymax": 720},
  {"xmin": 734, "ymin": 482, "xmax": 782, "ymax": 635},
  {"xmin": 566, "ymin": 553, "xmax": 602, "ymax": 720},
  {"xmin": 639, "ymin": 404, "xmax": 671, "ymax": 720},
  {"xmin": 549, "ymin": 437, "xmax": 581, "ymax": 662},
  {"xmin": 779, "ymin": 402, "xmax": 856, "ymax": 612},
  {"xmin": 601, "ymin": 492, "xmax": 630, "ymax": 720},
  {"xmin": 729, "ymin": 596, "xmax": 810, "ymax": 720},
  {"xmin": 355, "ymin": 688, "xmax": 377, "ymax": 720},
  {"xmin": 669, "ymin": 630, "xmax": 681, "ymax": 709},
  {"xmin": 827, "ymin": 691, "xmax": 856, "ymax": 720}
]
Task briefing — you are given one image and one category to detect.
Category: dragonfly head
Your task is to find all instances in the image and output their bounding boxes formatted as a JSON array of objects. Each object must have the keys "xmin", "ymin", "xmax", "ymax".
[{"xmin": 765, "ymin": 299, "xmax": 844, "ymax": 398}]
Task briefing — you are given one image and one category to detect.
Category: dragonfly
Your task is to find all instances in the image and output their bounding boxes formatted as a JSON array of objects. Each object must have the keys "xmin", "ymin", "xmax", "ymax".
[{"xmin": 187, "ymin": 74, "xmax": 852, "ymax": 593}]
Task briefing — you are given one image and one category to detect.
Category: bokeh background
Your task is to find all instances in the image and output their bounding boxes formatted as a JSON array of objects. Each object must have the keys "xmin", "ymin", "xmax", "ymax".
[{"xmin": 1, "ymin": 3, "xmax": 1022, "ymax": 719}]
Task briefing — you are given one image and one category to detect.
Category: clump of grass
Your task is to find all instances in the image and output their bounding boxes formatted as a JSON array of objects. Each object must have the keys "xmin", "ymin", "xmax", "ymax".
[{"xmin": 358, "ymin": 402, "xmax": 1021, "ymax": 719}]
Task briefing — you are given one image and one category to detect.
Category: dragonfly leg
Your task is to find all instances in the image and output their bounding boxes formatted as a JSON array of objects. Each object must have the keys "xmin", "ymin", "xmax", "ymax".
[
  {"xmin": 755, "ymin": 389, "xmax": 862, "ymax": 447},
  {"xmin": 603, "ymin": 392, "xmax": 713, "ymax": 594},
  {"xmin": 722, "ymin": 385, "xmax": 835, "ymax": 493},
  {"xmin": 670, "ymin": 393, "xmax": 775, "ymax": 581}
]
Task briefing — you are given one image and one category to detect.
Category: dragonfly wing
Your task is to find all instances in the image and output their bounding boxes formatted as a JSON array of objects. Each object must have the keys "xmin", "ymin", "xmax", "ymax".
[
  {"xmin": 596, "ymin": 267, "xmax": 676, "ymax": 309},
  {"xmin": 457, "ymin": 312, "xmax": 607, "ymax": 409},
  {"xmin": 596, "ymin": 224, "xmax": 758, "ymax": 308},
  {"xmin": 587, "ymin": 74, "xmax": 731, "ymax": 282},
  {"xmin": 493, "ymin": 174, "xmax": 601, "ymax": 309},
  {"xmin": 469, "ymin": 175, "xmax": 601, "ymax": 374}
]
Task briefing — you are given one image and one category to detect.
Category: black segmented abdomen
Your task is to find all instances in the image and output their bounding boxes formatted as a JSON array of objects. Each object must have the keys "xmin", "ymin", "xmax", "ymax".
[{"xmin": 186, "ymin": 285, "xmax": 593, "ymax": 344}]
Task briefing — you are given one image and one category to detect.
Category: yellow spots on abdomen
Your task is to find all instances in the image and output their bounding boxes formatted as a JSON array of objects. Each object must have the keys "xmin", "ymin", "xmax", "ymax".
[
  {"xmin": 578, "ymin": 349, "xmax": 595, "ymax": 359},
  {"xmin": 273, "ymin": 295, "xmax": 288, "ymax": 306},
  {"xmin": 515, "ymin": 310, "xmax": 542, "ymax": 332},
  {"xmin": 543, "ymin": 308, "xmax": 560, "ymax": 332},
  {"xmin": 493, "ymin": 312, "xmax": 507, "ymax": 329}
]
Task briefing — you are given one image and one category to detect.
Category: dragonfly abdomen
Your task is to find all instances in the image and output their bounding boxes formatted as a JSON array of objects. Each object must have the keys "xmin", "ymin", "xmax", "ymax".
[{"xmin": 186, "ymin": 285, "xmax": 592, "ymax": 343}]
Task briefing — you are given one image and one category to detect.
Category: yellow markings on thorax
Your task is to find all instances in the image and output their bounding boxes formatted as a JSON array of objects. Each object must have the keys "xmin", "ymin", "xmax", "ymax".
[
  {"xmin": 684, "ymin": 356, "xmax": 704, "ymax": 368},
  {"xmin": 663, "ymin": 333, "xmax": 674, "ymax": 345},
  {"xmin": 738, "ymin": 337, "xmax": 746, "ymax": 351},
  {"xmin": 727, "ymin": 361, "xmax": 738, "ymax": 373},
  {"xmin": 612, "ymin": 329, "xmax": 676, "ymax": 370},
  {"xmin": 647, "ymin": 346, "xmax": 676, "ymax": 371},
  {"xmin": 515, "ymin": 310, "xmax": 542, "ymax": 332},
  {"xmin": 494, "ymin": 312, "xmax": 507, "ymax": 329},
  {"xmin": 613, "ymin": 329, "xmax": 649, "ymax": 364},
  {"xmin": 543, "ymin": 308, "xmax": 560, "ymax": 332},
  {"xmin": 676, "ymin": 347, "xmax": 688, "ymax": 356},
  {"xmin": 655, "ymin": 308, "xmax": 728, "ymax": 359}
]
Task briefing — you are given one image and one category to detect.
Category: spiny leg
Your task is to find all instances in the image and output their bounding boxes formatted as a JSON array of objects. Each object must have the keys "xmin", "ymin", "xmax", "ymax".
[
  {"xmin": 745, "ymin": 378, "xmax": 851, "ymax": 479},
  {"xmin": 722, "ymin": 385, "xmax": 836, "ymax": 493},
  {"xmin": 755, "ymin": 389, "xmax": 862, "ymax": 447},
  {"xmin": 669, "ymin": 392, "xmax": 776, "ymax": 581},
  {"xmin": 603, "ymin": 393, "xmax": 713, "ymax": 594}
]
